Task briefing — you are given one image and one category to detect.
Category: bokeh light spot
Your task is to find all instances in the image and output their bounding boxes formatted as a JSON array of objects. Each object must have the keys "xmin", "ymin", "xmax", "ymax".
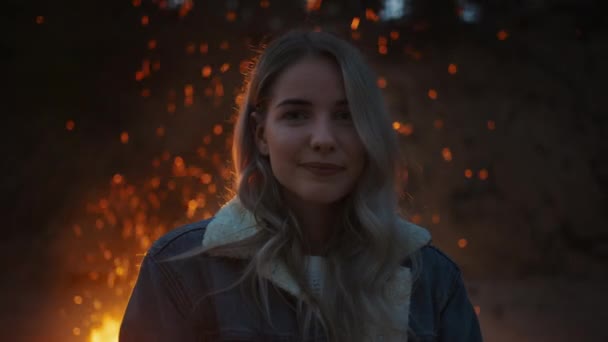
[
  {"xmin": 441, "ymin": 147, "xmax": 453, "ymax": 162},
  {"xmin": 226, "ymin": 11, "xmax": 237, "ymax": 22},
  {"xmin": 377, "ymin": 77, "xmax": 387, "ymax": 89},
  {"xmin": 433, "ymin": 119, "xmax": 444, "ymax": 129},
  {"xmin": 351, "ymin": 17, "xmax": 360, "ymax": 30},
  {"xmin": 112, "ymin": 174, "xmax": 124, "ymax": 185},
  {"xmin": 448, "ymin": 63, "xmax": 458, "ymax": 74},
  {"xmin": 66, "ymin": 120, "xmax": 75, "ymax": 131},
  {"xmin": 479, "ymin": 168, "xmax": 489, "ymax": 180},
  {"xmin": 497, "ymin": 29, "xmax": 509, "ymax": 40},
  {"xmin": 487, "ymin": 120, "xmax": 496, "ymax": 130},
  {"xmin": 141, "ymin": 88, "xmax": 151, "ymax": 97}
]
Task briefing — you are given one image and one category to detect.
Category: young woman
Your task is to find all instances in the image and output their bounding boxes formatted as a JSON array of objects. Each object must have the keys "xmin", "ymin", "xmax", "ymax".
[{"xmin": 119, "ymin": 31, "xmax": 482, "ymax": 342}]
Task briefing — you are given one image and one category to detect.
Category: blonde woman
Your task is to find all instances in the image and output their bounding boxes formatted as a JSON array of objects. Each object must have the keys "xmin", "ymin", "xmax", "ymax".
[{"xmin": 119, "ymin": 31, "xmax": 482, "ymax": 342}]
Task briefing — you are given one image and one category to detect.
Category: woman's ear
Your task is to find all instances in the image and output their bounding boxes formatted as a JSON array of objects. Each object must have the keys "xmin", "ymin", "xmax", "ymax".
[{"xmin": 251, "ymin": 111, "xmax": 269, "ymax": 156}]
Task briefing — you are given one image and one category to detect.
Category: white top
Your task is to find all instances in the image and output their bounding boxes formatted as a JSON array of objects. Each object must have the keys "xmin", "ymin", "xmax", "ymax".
[{"xmin": 304, "ymin": 255, "xmax": 327, "ymax": 297}]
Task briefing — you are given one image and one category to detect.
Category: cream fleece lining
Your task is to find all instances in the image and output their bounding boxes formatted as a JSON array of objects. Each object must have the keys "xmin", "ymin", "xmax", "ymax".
[{"xmin": 202, "ymin": 197, "xmax": 431, "ymax": 341}]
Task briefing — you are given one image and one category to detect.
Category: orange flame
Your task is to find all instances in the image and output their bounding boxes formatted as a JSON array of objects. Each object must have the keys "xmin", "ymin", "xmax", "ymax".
[{"xmin": 89, "ymin": 315, "xmax": 120, "ymax": 342}]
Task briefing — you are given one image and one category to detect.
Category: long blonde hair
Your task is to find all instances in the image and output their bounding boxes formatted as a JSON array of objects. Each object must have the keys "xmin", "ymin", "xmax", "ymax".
[{"xmin": 215, "ymin": 30, "xmax": 407, "ymax": 341}]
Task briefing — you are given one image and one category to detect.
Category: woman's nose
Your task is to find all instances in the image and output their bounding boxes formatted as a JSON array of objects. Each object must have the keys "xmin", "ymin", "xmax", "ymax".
[{"xmin": 310, "ymin": 118, "xmax": 336, "ymax": 153}]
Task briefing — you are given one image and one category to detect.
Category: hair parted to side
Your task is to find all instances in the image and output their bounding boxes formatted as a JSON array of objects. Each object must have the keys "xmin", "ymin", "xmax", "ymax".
[{"xmin": 214, "ymin": 30, "xmax": 409, "ymax": 341}]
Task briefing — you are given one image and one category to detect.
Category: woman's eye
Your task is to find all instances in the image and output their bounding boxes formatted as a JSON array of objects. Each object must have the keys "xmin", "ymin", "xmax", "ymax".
[
  {"xmin": 334, "ymin": 111, "xmax": 352, "ymax": 121},
  {"xmin": 283, "ymin": 111, "xmax": 307, "ymax": 120}
]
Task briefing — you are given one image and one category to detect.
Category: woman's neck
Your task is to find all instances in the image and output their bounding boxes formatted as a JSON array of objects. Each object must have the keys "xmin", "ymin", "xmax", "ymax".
[{"xmin": 283, "ymin": 193, "xmax": 341, "ymax": 255}]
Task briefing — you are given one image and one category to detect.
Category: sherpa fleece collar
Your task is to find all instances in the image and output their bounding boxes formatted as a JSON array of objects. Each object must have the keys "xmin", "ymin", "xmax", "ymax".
[{"xmin": 202, "ymin": 197, "xmax": 431, "ymax": 341}]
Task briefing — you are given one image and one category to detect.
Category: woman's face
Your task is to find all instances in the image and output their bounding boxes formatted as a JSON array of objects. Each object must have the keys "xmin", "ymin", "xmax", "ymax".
[{"xmin": 253, "ymin": 56, "xmax": 366, "ymax": 206}]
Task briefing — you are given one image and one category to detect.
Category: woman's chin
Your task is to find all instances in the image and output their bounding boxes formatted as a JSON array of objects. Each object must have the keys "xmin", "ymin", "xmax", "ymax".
[{"xmin": 291, "ymin": 191, "xmax": 349, "ymax": 207}]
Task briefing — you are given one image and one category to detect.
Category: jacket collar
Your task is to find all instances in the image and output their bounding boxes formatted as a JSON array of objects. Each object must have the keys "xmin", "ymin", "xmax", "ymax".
[{"xmin": 202, "ymin": 197, "xmax": 431, "ymax": 340}]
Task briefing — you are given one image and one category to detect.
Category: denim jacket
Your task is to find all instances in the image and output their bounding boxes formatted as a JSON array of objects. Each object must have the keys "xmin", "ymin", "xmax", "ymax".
[{"xmin": 119, "ymin": 198, "xmax": 482, "ymax": 341}]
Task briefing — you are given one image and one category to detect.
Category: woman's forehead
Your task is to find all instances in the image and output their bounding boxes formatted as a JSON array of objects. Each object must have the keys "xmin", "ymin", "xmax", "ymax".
[{"xmin": 268, "ymin": 56, "xmax": 346, "ymax": 108}]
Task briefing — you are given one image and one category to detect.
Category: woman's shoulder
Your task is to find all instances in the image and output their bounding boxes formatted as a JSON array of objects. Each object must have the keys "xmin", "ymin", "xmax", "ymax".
[
  {"xmin": 408, "ymin": 245, "xmax": 482, "ymax": 340},
  {"xmin": 417, "ymin": 245, "xmax": 462, "ymax": 274},
  {"xmin": 145, "ymin": 218, "xmax": 213, "ymax": 260},
  {"xmin": 406, "ymin": 244, "xmax": 464, "ymax": 302},
  {"xmin": 408, "ymin": 245, "xmax": 466, "ymax": 310}
]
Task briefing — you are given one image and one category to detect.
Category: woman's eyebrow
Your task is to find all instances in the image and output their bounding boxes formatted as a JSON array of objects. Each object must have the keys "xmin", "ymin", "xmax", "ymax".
[
  {"xmin": 275, "ymin": 98, "xmax": 349, "ymax": 108},
  {"xmin": 275, "ymin": 98, "xmax": 312, "ymax": 108}
]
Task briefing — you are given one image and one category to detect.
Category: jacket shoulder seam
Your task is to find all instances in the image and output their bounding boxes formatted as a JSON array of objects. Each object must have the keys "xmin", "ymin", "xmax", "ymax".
[
  {"xmin": 148, "ymin": 219, "xmax": 212, "ymax": 257},
  {"xmin": 423, "ymin": 245, "xmax": 462, "ymax": 272}
]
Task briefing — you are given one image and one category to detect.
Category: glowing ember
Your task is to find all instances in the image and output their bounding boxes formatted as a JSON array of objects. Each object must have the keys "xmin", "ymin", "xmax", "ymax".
[
  {"xmin": 66, "ymin": 120, "xmax": 75, "ymax": 131},
  {"xmin": 202, "ymin": 65, "xmax": 212, "ymax": 78},
  {"xmin": 441, "ymin": 147, "xmax": 453, "ymax": 161},
  {"xmin": 433, "ymin": 119, "xmax": 444, "ymax": 129},
  {"xmin": 350, "ymin": 17, "xmax": 360, "ymax": 30},
  {"xmin": 89, "ymin": 315, "xmax": 120, "ymax": 342},
  {"xmin": 306, "ymin": 0, "xmax": 322, "ymax": 12},
  {"xmin": 497, "ymin": 29, "xmax": 509, "ymax": 41},
  {"xmin": 141, "ymin": 88, "xmax": 151, "ymax": 97},
  {"xmin": 148, "ymin": 39, "xmax": 157, "ymax": 50},
  {"xmin": 397, "ymin": 123, "xmax": 414, "ymax": 136},
  {"xmin": 479, "ymin": 168, "xmax": 489, "ymax": 180},
  {"xmin": 186, "ymin": 42, "xmax": 196, "ymax": 54},
  {"xmin": 167, "ymin": 103, "xmax": 176, "ymax": 113},
  {"xmin": 377, "ymin": 77, "xmax": 387, "ymax": 89},
  {"xmin": 365, "ymin": 8, "xmax": 379, "ymax": 22},
  {"xmin": 448, "ymin": 63, "xmax": 458, "ymax": 74},
  {"xmin": 487, "ymin": 120, "xmax": 496, "ymax": 130},
  {"xmin": 226, "ymin": 11, "xmax": 237, "ymax": 22}
]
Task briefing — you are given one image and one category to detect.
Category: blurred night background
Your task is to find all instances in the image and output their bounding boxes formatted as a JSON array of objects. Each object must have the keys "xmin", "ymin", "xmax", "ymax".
[{"xmin": 2, "ymin": 0, "xmax": 608, "ymax": 341}]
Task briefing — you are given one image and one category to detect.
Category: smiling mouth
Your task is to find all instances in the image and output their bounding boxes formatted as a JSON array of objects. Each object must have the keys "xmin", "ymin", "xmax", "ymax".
[
  {"xmin": 300, "ymin": 163, "xmax": 345, "ymax": 176},
  {"xmin": 300, "ymin": 162, "xmax": 344, "ymax": 169}
]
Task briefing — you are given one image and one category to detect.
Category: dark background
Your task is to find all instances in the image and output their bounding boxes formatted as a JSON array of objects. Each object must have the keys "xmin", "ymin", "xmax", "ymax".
[{"xmin": 2, "ymin": 0, "xmax": 607, "ymax": 340}]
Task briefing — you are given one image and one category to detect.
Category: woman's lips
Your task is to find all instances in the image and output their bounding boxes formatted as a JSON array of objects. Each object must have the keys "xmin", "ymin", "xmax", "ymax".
[{"xmin": 300, "ymin": 162, "xmax": 345, "ymax": 176}]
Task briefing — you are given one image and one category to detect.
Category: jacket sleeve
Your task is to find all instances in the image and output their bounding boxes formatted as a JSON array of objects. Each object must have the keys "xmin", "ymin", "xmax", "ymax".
[
  {"xmin": 119, "ymin": 253, "xmax": 198, "ymax": 342},
  {"xmin": 438, "ymin": 270, "xmax": 483, "ymax": 341}
]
